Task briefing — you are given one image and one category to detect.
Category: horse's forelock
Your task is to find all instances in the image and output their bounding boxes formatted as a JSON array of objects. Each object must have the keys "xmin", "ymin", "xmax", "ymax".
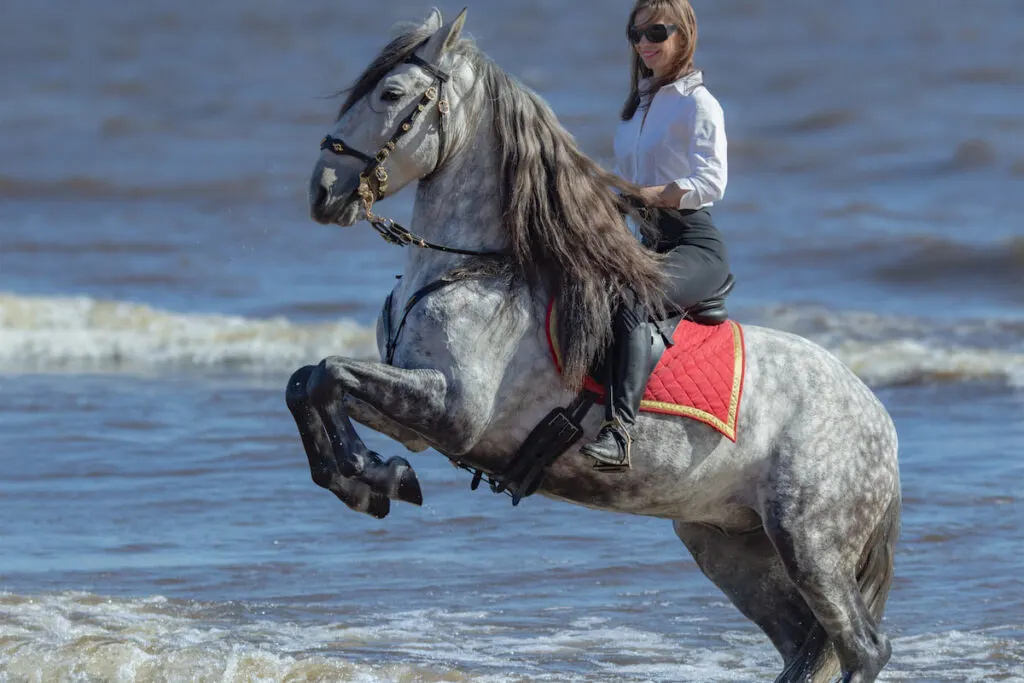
[{"xmin": 336, "ymin": 28, "xmax": 434, "ymax": 119}]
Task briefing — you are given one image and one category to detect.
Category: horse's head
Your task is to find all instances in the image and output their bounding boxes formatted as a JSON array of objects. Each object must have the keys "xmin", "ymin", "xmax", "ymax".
[{"xmin": 309, "ymin": 8, "xmax": 470, "ymax": 226}]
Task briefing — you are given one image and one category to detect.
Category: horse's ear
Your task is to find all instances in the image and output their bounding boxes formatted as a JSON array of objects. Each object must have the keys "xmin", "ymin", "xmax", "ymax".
[
  {"xmin": 422, "ymin": 7, "xmax": 443, "ymax": 33},
  {"xmin": 421, "ymin": 7, "xmax": 467, "ymax": 62},
  {"xmin": 446, "ymin": 8, "xmax": 468, "ymax": 50}
]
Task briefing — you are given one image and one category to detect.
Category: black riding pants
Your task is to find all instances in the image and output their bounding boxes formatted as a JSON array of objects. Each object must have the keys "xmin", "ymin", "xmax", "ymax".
[
  {"xmin": 649, "ymin": 207, "xmax": 730, "ymax": 313},
  {"xmin": 616, "ymin": 207, "xmax": 730, "ymax": 338}
]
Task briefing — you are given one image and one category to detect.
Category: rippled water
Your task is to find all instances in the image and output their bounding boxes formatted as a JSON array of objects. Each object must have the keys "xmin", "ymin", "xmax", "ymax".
[{"xmin": 2, "ymin": 0, "xmax": 1023, "ymax": 680}]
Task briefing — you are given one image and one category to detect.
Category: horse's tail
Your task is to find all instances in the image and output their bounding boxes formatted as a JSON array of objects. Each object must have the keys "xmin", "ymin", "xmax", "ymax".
[
  {"xmin": 858, "ymin": 492, "xmax": 901, "ymax": 622},
  {"xmin": 781, "ymin": 492, "xmax": 902, "ymax": 683}
]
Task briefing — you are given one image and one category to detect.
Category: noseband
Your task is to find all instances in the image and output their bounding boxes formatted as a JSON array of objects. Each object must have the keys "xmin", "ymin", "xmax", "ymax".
[{"xmin": 319, "ymin": 53, "xmax": 501, "ymax": 258}]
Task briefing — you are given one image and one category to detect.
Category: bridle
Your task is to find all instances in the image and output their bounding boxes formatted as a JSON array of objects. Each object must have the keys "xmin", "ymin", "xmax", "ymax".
[
  {"xmin": 319, "ymin": 52, "xmax": 503, "ymax": 259},
  {"xmin": 321, "ymin": 54, "xmax": 450, "ymax": 208}
]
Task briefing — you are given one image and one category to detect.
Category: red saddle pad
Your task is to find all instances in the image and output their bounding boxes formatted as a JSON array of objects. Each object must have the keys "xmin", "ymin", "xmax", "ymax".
[{"xmin": 546, "ymin": 302, "xmax": 745, "ymax": 441}]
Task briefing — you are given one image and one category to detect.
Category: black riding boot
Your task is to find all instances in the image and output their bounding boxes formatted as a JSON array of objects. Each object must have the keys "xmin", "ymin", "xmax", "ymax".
[{"xmin": 580, "ymin": 302, "xmax": 653, "ymax": 470}]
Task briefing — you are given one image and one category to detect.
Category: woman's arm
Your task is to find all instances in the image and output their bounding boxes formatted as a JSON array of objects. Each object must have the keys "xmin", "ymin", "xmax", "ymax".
[
  {"xmin": 672, "ymin": 96, "xmax": 727, "ymax": 210},
  {"xmin": 633, "ymin": 97, "xmax": 727, "ymax": 209}
]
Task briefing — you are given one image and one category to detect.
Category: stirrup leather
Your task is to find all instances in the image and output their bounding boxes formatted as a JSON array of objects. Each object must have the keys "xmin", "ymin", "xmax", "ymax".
[{"xmin": 587, "ymin": 419, "xmax": 633, "ymax": 473}]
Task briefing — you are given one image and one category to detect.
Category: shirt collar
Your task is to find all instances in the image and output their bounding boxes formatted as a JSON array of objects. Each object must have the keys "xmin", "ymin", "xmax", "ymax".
[
  {"xmin": 669, "ymin": 69, "xmax": 704, "ymax": 95},
  {"xmin": 639, "ymin": 70, "xmax": 704, "ymax": 98}
]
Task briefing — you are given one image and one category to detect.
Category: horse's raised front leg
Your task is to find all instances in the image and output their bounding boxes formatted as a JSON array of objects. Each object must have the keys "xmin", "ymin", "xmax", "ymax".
[
  {"xmin": 342, "ymin": 395, "xmax": 431, "ymax": 453},
  {"xmin": 316, "ymin": 376, "xmax": 424, "ymax": 507},
  {"xmin": 285, "ymin": 365, "xmax": 392, "ymax": 519},
  {"xmin": 298, "ymin": 355, "xmax": 484, "ymax": 514},
  {"xmin": 309, "ymin": 356, "xmax": 483, "ymax": 454}
]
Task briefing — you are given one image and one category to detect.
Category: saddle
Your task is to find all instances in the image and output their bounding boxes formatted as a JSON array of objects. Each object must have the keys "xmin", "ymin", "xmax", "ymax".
[
  {"xmin": 676, "ymin": 272, "xmax": 735, "ymax": 326},
  {"xmin": 582, "ymin": 272, "xmax": 736, "ymax": 408},
  {"xmin": 648, "ymin": 272, "xmax": 735, "ymax": 359}
]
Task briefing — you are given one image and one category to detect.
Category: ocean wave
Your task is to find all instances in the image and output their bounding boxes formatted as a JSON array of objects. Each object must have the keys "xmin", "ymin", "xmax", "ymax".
[
  {"xmin": 746, "ymin": 304, "xmax": 1024, "ymax": 389},
  {"xmin": 769, "ymin": 107, "xmax": 860, "ymax": 134},
  {"xmin": 0, "ymin": 293, "xmax": 378, "ymax": 373},
  {"xmin": 0, "ymin": 591, "xmax": 1020, "ymax": 682},
  {"xmin": 831, "ymin": 339, "xmax": 1024, "ymax": 388},
  {"xmin": 951, "ymin": 66, "xmax": 1024, "ymax": 86},
  {"xmin": 2, "ymin": 293, "xmax": 1023, "ymax": 388},
  {"xmin": 871, "ymin": 235, "xmax": 1024, "ymax": 294},
  {"xmin": 0, "ymin": 592, "xmax": 476, "ymax": 683},
  {"xmin": 947, "ymin": 138, "xmax": 998, "ymax": 171},
  {"xmin": 766, "ymin": 234, "xmax": 1024, "ymax": 299}
]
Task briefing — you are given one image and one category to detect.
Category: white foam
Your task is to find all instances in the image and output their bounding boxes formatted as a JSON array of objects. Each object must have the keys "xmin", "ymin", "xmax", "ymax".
[
  {"xmin": 0, "ymin": 292, "xmax": 378, "ymax": 373},
  {"xmin": 0, "ymin": 592, "xmax": 473, "ymax": 683},
  {"xmin": 0, "ymin": 592, "xmax": 1021, "ymax": 682},
  {"xmin": 3, "ymin": 292, "xmax": 1023, "ymax": 389},
  {"xmin": 832, "ymin": 338, "xmax": 1024, "ymax": 387},
  {"xmin": 759, "ymin": 304, "xmax": 1024, "ymax": 388}
]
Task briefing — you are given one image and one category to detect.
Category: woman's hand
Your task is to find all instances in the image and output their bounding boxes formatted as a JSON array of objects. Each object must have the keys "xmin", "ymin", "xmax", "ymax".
[{"xmin": 638, "ymin": 183, "xmax": 687, "ymax": 209}]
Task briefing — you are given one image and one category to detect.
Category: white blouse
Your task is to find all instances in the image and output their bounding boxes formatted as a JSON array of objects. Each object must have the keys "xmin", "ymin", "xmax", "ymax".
[{"xmin": 613, "ymin": 70, "xmax": 728, "ymax": 210}]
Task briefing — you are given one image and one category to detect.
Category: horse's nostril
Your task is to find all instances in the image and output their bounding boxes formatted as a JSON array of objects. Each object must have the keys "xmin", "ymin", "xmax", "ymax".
[{"xmin": 311, "ymin": 184, "xmax": 333, "ymax": 223}]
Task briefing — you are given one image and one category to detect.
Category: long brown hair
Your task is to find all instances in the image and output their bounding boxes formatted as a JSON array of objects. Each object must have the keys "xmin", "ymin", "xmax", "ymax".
[
  {"xmin": 621, "ymin": 0, "xmax": 699, "ymax": 121},
  {"xmin": 481, "ymin": 61, "xmax": 666, "ymax": 389}
]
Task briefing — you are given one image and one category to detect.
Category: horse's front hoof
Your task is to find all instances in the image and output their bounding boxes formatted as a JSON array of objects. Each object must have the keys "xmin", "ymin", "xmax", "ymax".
[
  {"xmin": 389, "ymin": 457, "xmax": 423, "ymax": 506},
  {"xmin": 366, "ymin": 493, "xmax": 392, "ymax": 519},
  {"xmin": 328, "ymin": 482, "xmax": 391, "ymax": 519}
]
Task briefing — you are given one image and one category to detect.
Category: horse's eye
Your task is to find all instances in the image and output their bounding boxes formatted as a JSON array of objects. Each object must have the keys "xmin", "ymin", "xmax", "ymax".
[{"xmin": 381, "ymin": 90, "xmax": 404, "ymax": 102}]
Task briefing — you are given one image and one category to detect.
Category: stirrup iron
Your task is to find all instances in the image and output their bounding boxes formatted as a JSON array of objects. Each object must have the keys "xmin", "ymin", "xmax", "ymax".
[{"xmin": 588, "ymin": 419, "xmax": 633, "ymax": 473}]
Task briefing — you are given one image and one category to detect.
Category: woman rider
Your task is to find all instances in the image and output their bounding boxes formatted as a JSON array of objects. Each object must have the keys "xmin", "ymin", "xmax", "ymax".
[{"xmin": 582, "ymin": 0, "xmax": 732, "ymax": 469}]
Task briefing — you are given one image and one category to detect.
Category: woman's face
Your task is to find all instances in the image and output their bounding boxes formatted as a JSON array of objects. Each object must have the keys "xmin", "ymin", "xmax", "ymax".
[{"xmin": 630, "ymin": 8, "xmax": 682, "ymax": 78}]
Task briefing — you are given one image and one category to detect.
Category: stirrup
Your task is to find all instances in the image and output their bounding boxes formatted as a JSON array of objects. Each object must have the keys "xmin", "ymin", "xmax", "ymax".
[{"xmin": 587, "ymin": 420, "xmax": 633, "ymax": 473}]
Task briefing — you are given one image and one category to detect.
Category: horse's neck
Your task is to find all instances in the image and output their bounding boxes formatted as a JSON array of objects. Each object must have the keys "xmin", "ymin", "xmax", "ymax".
[{"xmin": 402, "ymin": 107, "xmax": 505, "ymax": 282}]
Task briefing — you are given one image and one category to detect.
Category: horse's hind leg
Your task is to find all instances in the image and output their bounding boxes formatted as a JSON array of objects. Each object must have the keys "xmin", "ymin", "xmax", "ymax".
[
  {"xmin": 673, "ymin": 520, "xmax": 829, "ymax": 677},
  {"xmin": 762, "ymin": 493, "xmax": 897, "ymax": 683}
]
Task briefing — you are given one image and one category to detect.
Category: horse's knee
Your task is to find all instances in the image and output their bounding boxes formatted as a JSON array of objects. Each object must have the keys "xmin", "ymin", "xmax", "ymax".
[
  {"xmin": 286, "ymin": 365, "xmax": 316, "ymax": 409},
  {"xmin": 310, "ymin": 467, "xmax": 333, "ymax": 490},
  {"xmin": 307, "ymin": 358, "xmax": 345, "ymax": 405}
]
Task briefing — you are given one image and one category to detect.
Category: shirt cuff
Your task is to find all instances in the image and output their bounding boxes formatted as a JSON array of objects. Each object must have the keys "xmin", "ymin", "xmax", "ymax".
[{"xmin": 672, "ymin": 179, "xmax": 698, "ymax": 209}]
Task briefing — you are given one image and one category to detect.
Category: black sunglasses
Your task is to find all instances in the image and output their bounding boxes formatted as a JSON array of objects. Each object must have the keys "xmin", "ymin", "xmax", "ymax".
[{"xmin": 627, "ymin": 23, "xmax": 678, "ymax": 45}]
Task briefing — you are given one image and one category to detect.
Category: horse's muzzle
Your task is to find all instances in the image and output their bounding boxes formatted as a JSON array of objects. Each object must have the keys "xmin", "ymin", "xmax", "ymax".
[{"xmin": 309, "ymin": 158, "xmax": 361, "ymax": 226}]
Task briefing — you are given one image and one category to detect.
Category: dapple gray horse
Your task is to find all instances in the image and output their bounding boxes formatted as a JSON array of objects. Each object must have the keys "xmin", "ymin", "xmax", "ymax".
[{"xmin": 288, "ymin": 9, "xmax": 901, "ymax": 682}]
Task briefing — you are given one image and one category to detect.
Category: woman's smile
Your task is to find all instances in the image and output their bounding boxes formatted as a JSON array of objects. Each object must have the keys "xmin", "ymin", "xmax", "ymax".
[{"xmin": 638, "ymin": 47, "xmax": 661, "ymax": 61}]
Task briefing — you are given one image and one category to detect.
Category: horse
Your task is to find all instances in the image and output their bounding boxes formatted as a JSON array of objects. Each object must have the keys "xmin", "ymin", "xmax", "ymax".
[{"xmin": 287, "ymin": 9, "xmax": 901, "ymax": 682}]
